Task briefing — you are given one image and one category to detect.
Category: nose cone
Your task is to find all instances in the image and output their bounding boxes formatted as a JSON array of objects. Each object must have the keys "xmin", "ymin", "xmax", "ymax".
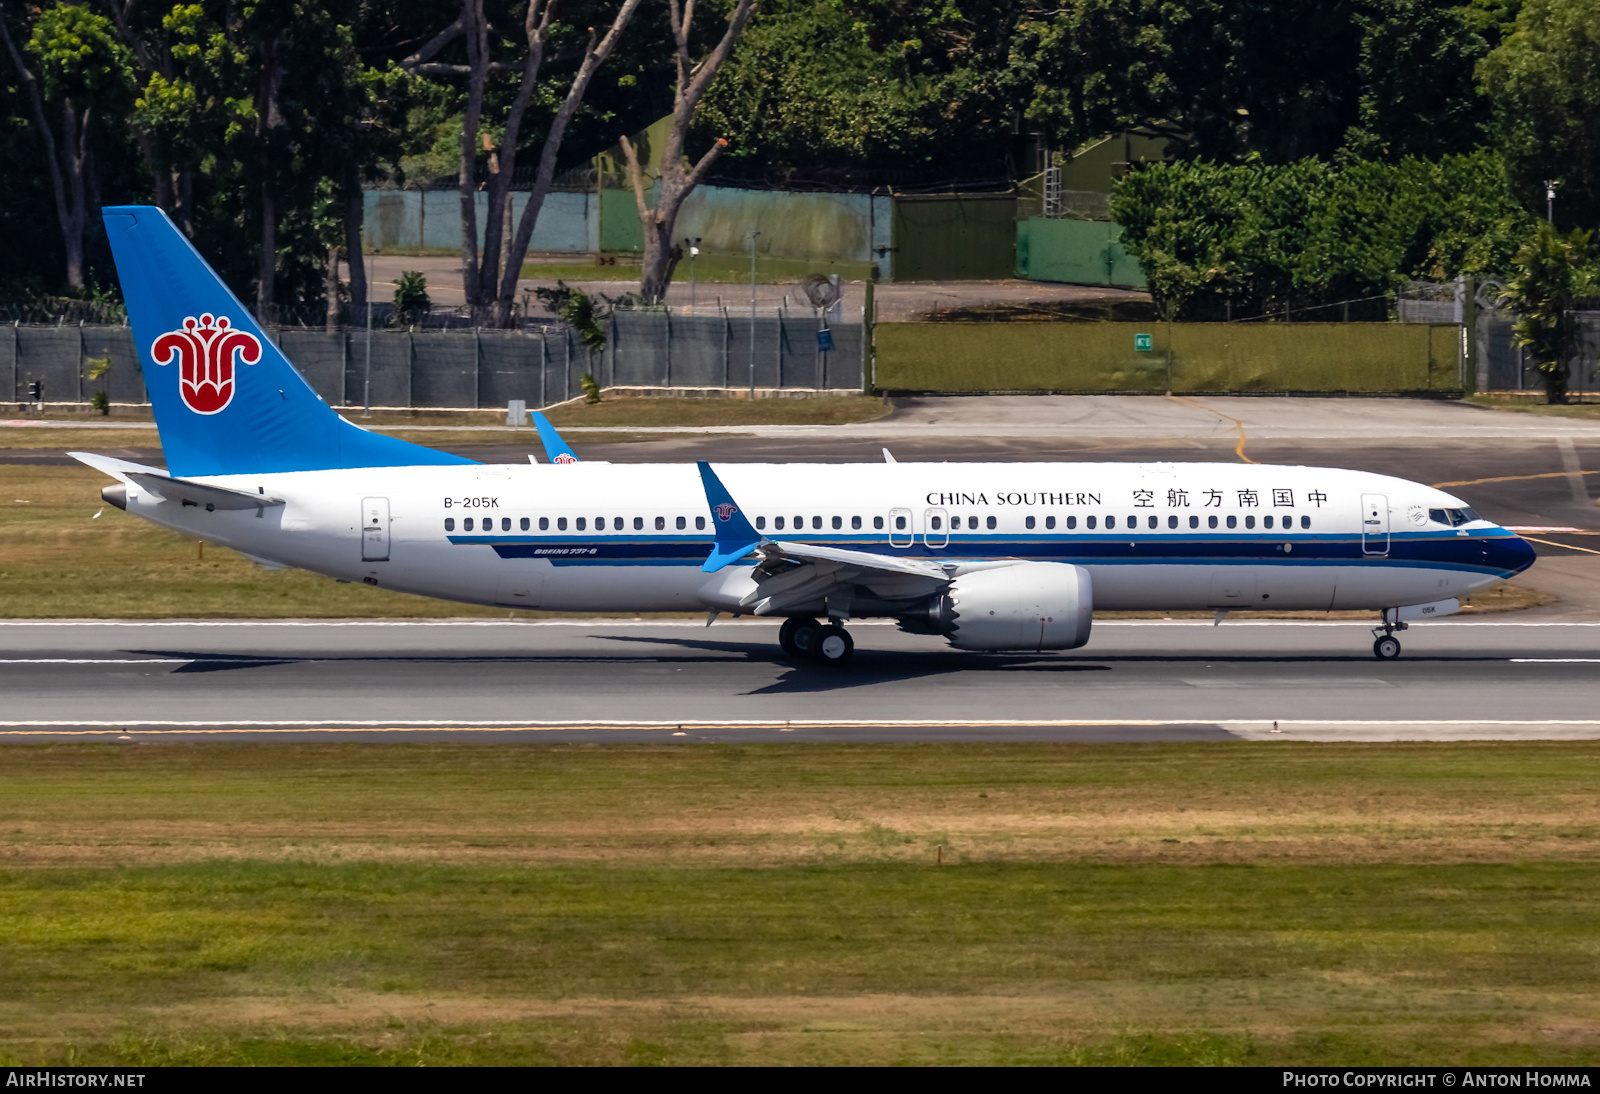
[{"xmin": 1491, "ymin": 531, "xmax": 1537, "ymax": 576}]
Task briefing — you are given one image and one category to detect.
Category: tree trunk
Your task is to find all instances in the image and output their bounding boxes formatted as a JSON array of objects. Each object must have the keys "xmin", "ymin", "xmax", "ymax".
[
  {"xmin": 325, "ymin": 245, "xmax": 340, "ymax": 327},
  {"xmin": 622, "ymin": 0, "xmax": 754, "ymax": 305},
  {"xmin": 345, "ymin": 195, "xmax": 367, "ymax": 309},
  {"xmin": 258, "ymin": 186, "xmax": 275, "ymax": 318},
  {"xmin": 59, "ymin": 99, "xmax": 88, "ymax": 291}
]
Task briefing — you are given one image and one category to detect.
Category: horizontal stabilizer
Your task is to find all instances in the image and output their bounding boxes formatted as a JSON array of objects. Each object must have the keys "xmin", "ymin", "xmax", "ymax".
[{"xmin": 69, "ymin": 451, "xmax": 283, "ymax": 510}]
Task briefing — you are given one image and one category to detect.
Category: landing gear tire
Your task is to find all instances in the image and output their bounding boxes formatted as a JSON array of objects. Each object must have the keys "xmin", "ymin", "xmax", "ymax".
[
  {"xmin": 812, "ymin": 624, "xmax": 854, "ymax": 665},
  {"xmin": 780, "ymin": 617, "xmax": 822, "ymax": 658},
  {"xmin": 1372, "ymin": 635, "xmax": 1402, "ymax": 660}
]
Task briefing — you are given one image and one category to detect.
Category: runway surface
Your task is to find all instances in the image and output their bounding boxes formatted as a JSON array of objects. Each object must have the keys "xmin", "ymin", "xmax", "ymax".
[{"xmin": 4, "ymin": 619, "xmax": 1600, "ymax": 743}]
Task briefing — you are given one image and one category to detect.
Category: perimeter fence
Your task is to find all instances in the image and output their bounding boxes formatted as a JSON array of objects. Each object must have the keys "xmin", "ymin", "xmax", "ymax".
[{"xmin": 4, "ymin": 313, "xmax": 865, "ymax": 410}]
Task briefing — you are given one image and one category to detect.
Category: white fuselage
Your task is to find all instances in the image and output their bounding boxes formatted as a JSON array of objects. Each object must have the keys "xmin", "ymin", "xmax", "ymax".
[{"xmin": 114, "ymin": 460, "xmax": 1533, "ymax": 619}]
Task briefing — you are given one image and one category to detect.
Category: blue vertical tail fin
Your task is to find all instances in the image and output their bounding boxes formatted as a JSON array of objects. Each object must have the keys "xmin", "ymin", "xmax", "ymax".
[{"xmin": 102, "ymin": 205, "xmax": 473, "ymax": 477}]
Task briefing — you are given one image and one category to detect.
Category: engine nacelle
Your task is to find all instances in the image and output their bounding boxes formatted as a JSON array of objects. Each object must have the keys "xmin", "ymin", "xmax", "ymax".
[{"xmin": 901, "ymin": 562, "xmax": 1093, "ymax": 651}]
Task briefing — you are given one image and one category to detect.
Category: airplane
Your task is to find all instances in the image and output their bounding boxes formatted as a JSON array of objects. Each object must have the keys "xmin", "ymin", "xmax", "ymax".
[{"xmin": 77, "ymin": 205, "xmax": 1536, "ymax": 665}]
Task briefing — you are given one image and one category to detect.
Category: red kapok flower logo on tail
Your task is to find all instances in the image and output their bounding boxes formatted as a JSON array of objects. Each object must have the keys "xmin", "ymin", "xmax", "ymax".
[
  {"xmin": 552, "ymin": 453, "xmax": 578, "ymax": 464},
  {"xmin": 713, "ymin": 503, "xmax": 738, "ymax": 522},
  {"xmin": 150, "ymin": 314, "xmax": 263, "ymax": 415}
]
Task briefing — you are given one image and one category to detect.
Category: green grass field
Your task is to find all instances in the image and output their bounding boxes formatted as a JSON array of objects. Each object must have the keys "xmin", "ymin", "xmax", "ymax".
[{"xmin": 1, "ymin": 741, "xmax": 1598, "ymax": 1066}]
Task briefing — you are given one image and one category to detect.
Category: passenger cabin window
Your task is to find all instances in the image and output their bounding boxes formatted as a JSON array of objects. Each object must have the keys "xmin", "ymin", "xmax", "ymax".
[
  {"xmin": 1208, "ymin": 516, "xmax": 1218, "ymax": 529},
  {"xmin": 1244, "ymin": 515, "xmax": 1255, "ymax": 529},
  {"xmin": 1086, "ymin": 516, "xmax": 1097, "ymax": 530},
  {"xmin": 873, "ymin": 516, "xmax": 884, "ymax": 530},
  {"xmin": 464, "ymin": 517, "xmax": 474, "ymax": 531},
  {"xmin": 775, "ymin": 516, "xmax": 786, "ymax": 530},
  {"xmin": 1301, "ymin": 515, "xmax": 1311, "ymax": 529},
  {"xmin": 655, "ymin": 516, "xmax": 665, "ymax": 530},
  {"xmin": 1168, "ymin": 515, "xmax": 1178, "ymax": 529},
  {"xmin": 501, "ymin": 517, "xmax": 510, "ymax": 531},
  {"xmin": 1226, "ymin": 515, "xmax": 1237, "ymax": 529},
  {"xmin": 832, "ymin": 516, "xmax": 842, "ymax": 530},
  {"xmin": 852, "ymin": 516, "xmax": 863, "ymax": 530},
  {"xmin": 696, "ymin": 516, "xmax": 705, "ymax": 530},
  {"xmin": 521, "ymin": 517, "xmax": 530, "ymax": 531},
  {"xmin": 1263, "ymin": 515, "xmax": 1274, "ymax": 529},
  {"xmin": 634, "ymin": 517, "xmax": 644, "ymax": 531},
  {"xmin": 1045, "ymin": 516, "xmax": 1056, "ymax": 530},
  {"xmin": 1065, "ymin": 516, "xmax": 1076, "ymax": 529},
  {"xmin": 1148, "ymin": 515, "xmax": 1158, "ymax": 529},
  {"xmin": 930, "ymin": 516, "xmax": 943, "ymax": 530},
  {"xmin": 812, "ymin": 516, "xmax": 822, "ymax": 530},
  {"xmin": 756, "ymin": 516, "xmax": 766, "ymax": 530},
  {"xmin": 540, "ymin": 517, "xmax": 549, "ymax": 531},
  {"xmin": 576, "ymin": 517, "xmax": 586, "ymax": 531},
  {"xmin": 676, "ymin": 516, "xmax": 686, "ymax": 530},
  {"xmin": 1025, "ymin": 516, "xmax": 1036, "ymax": 530},
  {"xmin": 986, "ymin": 516, "xmax": 997, "ymax": 530},
  {"xmin": 1189, "ymin": 515, "xmax": 1199, "ymax": 529},
  {"xmin": 895, "ymin": 515, "xmax": 907, "ymax": 530},
  {"xmin": 444, "ymin": 517, "xmax": 455, "ymax": 531}
]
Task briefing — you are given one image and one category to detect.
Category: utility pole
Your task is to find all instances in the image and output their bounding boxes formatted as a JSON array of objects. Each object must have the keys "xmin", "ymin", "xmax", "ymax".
[
  {"xmin": 686, "ymin": 236, "xmax": 701, "ymax": 311},
  {"xmin": 1546, "ymin": 180, "xmax": 1558, "ymax": 224},
  {"xmin": 748, "ymin": 230, "xmax": 760, "ymax": 397},
  {"xmin": 363, "ymin": 300, "xmax": 373, "ymax": 418}
]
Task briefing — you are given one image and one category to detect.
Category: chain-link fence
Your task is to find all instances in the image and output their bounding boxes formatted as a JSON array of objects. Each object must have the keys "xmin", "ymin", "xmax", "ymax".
[{"xmin": 2, "ymin": 313, "xmax": 865, "ymax": 411}]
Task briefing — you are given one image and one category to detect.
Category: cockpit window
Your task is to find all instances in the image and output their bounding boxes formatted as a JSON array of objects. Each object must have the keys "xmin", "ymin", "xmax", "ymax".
[{"xmin": 1430, "ymin": 507, "xmax": 1481, "ymax": 527}]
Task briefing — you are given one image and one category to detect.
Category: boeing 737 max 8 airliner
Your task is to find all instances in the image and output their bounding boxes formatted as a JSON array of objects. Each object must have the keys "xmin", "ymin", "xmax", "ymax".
[{"xmin": 77, "ymin": 206, "xmax": 1536, "ymax": 664}]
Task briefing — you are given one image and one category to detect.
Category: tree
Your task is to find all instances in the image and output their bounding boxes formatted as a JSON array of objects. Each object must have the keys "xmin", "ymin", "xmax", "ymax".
[
  {"xmin": 0, "ymin": 4, "xmax": 134, "ymax": 290},
  {"xmin": 1344, "ymin": 0, "xmax": 1491, "ymax": 160},
  {"xmin": 1479, "ymin": 0, "xmax": 1600, "ymax": 231},
  {"xmin": 1499, "ymin": 223, "xmax": 1597, "ymax": 404},
  {"xmin": 619, "ymin": 0, "xmax": 755, "ymax": 302},
  {"xmin": 694, "ymin": 0, "xmax": 1027, "ymax": 184},
  {"xmin": 1017, "ymin": 0, "xmax": 1365, "ymax": 165},
  {"xmin": 402, "ymin": 0, "xmax": 642, "ymax": 326}
]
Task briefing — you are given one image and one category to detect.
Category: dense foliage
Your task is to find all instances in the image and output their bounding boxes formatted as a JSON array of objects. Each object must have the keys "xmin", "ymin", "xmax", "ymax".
[
  {"xmin": 0, "ymin": 0, "xmax": 1595, "ymax": 310},
  {"xmin": 1109, "ymin": 151, "xmax": 1535, "ymax": 319}
]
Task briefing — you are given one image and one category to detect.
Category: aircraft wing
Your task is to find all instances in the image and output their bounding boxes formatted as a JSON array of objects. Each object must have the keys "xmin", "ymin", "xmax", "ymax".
[
  {"xmin": 694, "ymin": 461, "xmax": 951, "ymax": 616},
  {"xmin": 69, "ymin": 452, "xmax": 284, "ymax": 510},
  {"xmin": 736, "ymin": 539, "xmax": 951, "ymax": 615}
]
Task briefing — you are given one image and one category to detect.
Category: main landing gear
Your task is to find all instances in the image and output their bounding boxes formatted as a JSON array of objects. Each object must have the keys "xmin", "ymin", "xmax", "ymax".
[
  {"xmin": 778, "ymin": 616, "xmax": 855, "ymax": 665},
  {"xmin": 1371, "ymin": 611, "xmax": 1408, "ymax": 660}
]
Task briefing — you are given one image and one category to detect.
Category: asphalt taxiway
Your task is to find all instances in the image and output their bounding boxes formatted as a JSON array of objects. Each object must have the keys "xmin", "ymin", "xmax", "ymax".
[{"xmin": 3, "ymin": 619, "xmax": 1598, "ymax": 743}]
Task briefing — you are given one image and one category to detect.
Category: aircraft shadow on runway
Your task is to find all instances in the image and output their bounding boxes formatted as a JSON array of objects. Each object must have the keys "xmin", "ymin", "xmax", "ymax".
[{"xmin": 592, "ymin": 633, "xmax": 1114, "ymax": 695}]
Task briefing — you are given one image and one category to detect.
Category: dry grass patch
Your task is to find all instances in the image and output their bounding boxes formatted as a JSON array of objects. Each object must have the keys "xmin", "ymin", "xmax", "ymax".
[{"xmin": 3, "ymin": 741, "xmax": 1600, "ymax": 867}]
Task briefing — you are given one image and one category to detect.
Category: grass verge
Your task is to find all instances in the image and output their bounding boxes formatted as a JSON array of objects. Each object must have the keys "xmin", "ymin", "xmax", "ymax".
[
  {"xmin": 1, "ymin": 741, "xmax": 1599, "ymax": 1065},
  {"xmin": 1464, "ymin": 395, "xmax": 1600, "ymax": 418}
]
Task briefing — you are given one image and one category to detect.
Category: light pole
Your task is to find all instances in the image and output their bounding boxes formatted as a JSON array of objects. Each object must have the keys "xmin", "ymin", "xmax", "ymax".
[
  {"xmin": 686, "ymin": 236, "xmax": 701, "ymax": 311},
  {"xmin": 1545, "ymin": 180, "xmax": 1558, "ymax": 224},
  {"xmin": 748, "ymin": 230, "xmax": 760, "ymax": 396}
]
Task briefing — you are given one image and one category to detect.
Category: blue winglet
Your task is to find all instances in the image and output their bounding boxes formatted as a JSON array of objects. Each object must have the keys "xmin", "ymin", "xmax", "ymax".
[
  {"xmin": 531, "ymin": 412, "xmax": 579, "ymax": 464},
  {"xmin": 696, "ymin": 461, "xmax": 764, "ymax": 572}
]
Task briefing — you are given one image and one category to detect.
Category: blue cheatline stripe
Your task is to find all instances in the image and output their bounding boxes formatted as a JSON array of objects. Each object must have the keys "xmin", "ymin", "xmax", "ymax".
[{"xmin": 439, "ymin": 531, "xmax": 1528, "ymax": 579}]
